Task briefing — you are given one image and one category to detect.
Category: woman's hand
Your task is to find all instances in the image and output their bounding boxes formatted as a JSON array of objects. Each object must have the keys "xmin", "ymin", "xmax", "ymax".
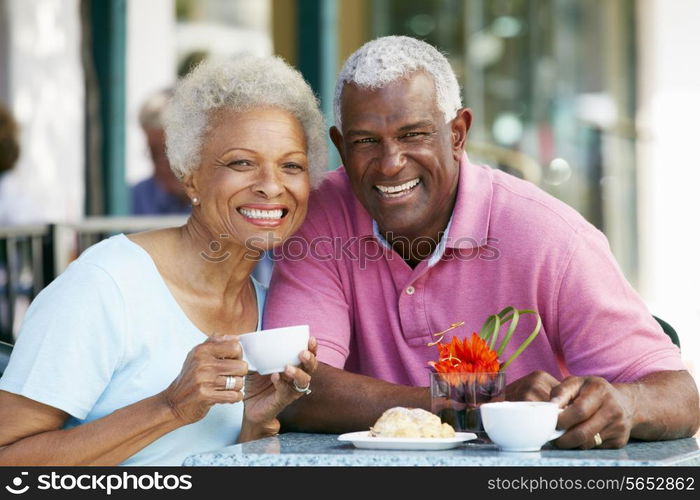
[
  {"xmin": 240, "ymin": 337, "xmax": 318, "ymax": 439},
  {"xmin": 162, "ymin": 335, "xmax": 248, "ymax": 424},
  {"xmin": 0, "ymin": 334, "xmax": 249, "ymax": 465}
]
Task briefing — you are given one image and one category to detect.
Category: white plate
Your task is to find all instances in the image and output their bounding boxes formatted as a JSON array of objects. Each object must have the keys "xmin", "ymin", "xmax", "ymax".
[{"xmin": 337, "ymin": 431, "xmax": 477, "ymax": 450}]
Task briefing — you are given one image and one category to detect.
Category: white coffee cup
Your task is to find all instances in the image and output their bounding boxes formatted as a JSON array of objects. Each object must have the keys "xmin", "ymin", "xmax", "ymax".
[
  {"xmin": 238, "ymin": 325, "xmax": 310, "ymax": 375},
  {"xmin": 480, "ymin": 401, "xmax": 565, "ymax": 452}
]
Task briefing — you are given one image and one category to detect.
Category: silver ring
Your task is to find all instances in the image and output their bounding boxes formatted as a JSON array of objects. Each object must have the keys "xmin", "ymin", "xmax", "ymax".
[
  {"xmin": 225, "ymin": 375, "xmax": 236, "ymax": 391},
  {"xmin": 593, "ymin": 432, "xmax": 603, "ymax": 447},
  {"xmin": 293, "ymin": 380, "xmax": 311, "ymax": 395}
]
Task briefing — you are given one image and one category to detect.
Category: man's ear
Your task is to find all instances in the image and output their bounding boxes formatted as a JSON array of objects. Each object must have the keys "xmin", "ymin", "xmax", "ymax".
[
  {"xmin": 451, "ymin": 108, "xmax": 472, "ymax": 160},
  {"xmin": 330, "ymin": 126, "xmax": 346, "ymax": 164}
]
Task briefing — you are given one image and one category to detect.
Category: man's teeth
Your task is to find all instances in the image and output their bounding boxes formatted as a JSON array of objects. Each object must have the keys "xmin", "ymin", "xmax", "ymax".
[
  {"xmin": 375, "ymin": 178, "xmax": 420, "ymax": 195},
  {"xmin": 239, "ymin": 208, "xmax": 284, "ymax": 219}
]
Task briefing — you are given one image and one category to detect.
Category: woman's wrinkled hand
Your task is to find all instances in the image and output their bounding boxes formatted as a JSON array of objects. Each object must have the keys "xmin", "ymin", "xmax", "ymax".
[
  {"xmin": 242, "ymin": 336, "xmax": 318, "ymax": 435},
  {"xmin": 162, "ymin": 335, "xmax": 248, "ymax": 424}
]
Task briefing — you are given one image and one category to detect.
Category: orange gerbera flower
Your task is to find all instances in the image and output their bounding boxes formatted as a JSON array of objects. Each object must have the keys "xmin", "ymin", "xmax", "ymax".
[
  {"xmin": 428, "ymin": 308, "xmax": 541, "ymax": 387},
  {"xmin": 428, "ymin": 332, "xmax": 501, "ymax": 382}
]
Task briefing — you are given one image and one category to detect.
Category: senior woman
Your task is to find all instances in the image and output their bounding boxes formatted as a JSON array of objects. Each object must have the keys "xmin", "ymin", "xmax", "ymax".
[{"xmin": 0, "ymin": 56, "xmax": 326, "ymax": 465}]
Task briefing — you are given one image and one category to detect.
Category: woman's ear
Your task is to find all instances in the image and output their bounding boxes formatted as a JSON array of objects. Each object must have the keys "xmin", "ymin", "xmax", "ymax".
[
  {"xmin": 451, "ymin": 108, "xmax": 472, "ymax": 160},
  {"xmin": 182, "ymin": 173, "xmax": 199, "ymax": 205}
]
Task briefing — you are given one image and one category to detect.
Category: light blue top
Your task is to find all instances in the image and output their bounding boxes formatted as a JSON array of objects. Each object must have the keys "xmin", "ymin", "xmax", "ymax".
[{"xmin": 0, "ymin": 234, "xmax": 265, "ymax": 465}]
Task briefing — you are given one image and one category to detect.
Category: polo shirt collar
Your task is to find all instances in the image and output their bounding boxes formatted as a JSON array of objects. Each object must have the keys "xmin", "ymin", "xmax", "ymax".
[
  {"xmin": 372, "ymin": 216, "xmax": 454, "ymax": 268},
  {"xmin": 446, "ymin": 152, "xmax": 493, "ymax": 250}
]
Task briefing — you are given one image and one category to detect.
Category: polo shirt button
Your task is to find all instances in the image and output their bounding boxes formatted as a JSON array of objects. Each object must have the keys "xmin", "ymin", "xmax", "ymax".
[{"xmin": 405, "ymin": 286, "xmax": 415, "ymax": 295}]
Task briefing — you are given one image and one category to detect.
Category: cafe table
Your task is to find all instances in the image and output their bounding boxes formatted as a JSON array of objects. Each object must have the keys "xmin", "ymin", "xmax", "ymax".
[{"xmin": 183, "ymin": 432, "xmax": 700, "ymax": 466}]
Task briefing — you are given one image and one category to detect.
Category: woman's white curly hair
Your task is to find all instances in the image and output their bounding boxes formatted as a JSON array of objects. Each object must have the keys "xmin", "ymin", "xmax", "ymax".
[
  {"xmin": 333, "ymin": 36, "xmax": 462, "ymax": 129},
  {"xmin": 164, "ymin": 55, "xmax": 327, "ymax": 188}
]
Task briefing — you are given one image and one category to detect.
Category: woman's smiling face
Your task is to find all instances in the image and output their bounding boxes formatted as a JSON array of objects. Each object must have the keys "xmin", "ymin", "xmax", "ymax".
[{"xmin": 185, "ymin": 107, "xmax": 310, "ymax": 252}]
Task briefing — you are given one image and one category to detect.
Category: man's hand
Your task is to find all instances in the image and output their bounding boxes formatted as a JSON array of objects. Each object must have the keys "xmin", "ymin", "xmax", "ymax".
[
  {"xmin": 506, "ymin": 373, "xmax": 632, "ymax": 449},
  {"xmin": 505, "ymin": 370, "xmax": 560, "ymax": 402},
  {"xmin": 506, "ymin": 370, "xmax": 699, "ymax": 449},
  {"xmin": 550, "ymin": 376, "xmax": 632, "ymax": 449}
]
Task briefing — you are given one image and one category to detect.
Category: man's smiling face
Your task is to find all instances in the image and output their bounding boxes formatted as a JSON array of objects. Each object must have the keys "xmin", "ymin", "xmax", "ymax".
[{"xmin": 332, "ymin": 71, "xmax": 467, "ymax": 243}]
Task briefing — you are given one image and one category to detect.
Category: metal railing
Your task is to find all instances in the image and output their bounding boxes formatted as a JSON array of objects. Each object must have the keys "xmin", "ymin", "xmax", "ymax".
[
  {"xmin": 52, "ymin": 215, "xmax": 188, "ymax": 275},
  {"xmin": 0, "ymin": 216, "xmax": 188, "ymax": 343},
  {"xmin": 0, "ymin": 225, "xmax": 52, "ymax": 343}
]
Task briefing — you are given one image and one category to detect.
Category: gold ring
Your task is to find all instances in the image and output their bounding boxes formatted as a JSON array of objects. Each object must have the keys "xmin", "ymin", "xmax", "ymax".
[
  {"xmin": 293, "ymin": 380, "xmax": 311, "ymax": 395},
  {"xmin": 593, "ymin": 432, "xmax": 603, "ymax": 447}
]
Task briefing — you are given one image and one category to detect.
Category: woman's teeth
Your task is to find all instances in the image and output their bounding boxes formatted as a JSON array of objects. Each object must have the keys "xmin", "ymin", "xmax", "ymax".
[
  {"xmin": 375, "ymin": 178, "xmax": 420, "ymax": 197},
  {"xmin": 238, "ymin": 208, "xmax": 284, "ymax": 219}
]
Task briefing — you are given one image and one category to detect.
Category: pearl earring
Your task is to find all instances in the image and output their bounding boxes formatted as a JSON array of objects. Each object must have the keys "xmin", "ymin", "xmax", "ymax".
[{"xmin": 192, "ymin": 197, "xmax": 199, "ymax": 205}]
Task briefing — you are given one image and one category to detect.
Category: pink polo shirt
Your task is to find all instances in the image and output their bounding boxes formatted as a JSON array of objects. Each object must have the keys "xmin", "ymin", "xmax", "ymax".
[{"xmin": 264, "ymin": 154, "xmax": 685, "ymax": 387}]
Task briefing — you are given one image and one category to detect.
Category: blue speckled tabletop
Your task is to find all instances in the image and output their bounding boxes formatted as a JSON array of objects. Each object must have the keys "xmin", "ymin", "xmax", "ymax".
[{"xmin": 183, "ymin": 433, "xmax": 700, "ymax": 466}]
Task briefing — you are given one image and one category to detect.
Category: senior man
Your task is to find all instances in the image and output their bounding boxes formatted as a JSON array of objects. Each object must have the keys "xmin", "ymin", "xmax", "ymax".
[{"xmin": 264, "ymin": 36, "xmax": 699, "ymax": 448}]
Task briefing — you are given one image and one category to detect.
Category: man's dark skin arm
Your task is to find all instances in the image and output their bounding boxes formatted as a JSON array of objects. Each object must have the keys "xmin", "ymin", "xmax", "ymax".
[
  {"xmin": 280, "ymin": 364, "xmax": 700, "ymax": 447},
  {"xmin": 278, "ymin": 363, "xmax": 430, "ymax": 433}
]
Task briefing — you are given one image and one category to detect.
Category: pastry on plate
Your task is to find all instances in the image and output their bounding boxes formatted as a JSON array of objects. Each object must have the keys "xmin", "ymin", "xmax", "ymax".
[{"xmin": 369, "ymin": 407, "xmax": 455, "ymax": 438}]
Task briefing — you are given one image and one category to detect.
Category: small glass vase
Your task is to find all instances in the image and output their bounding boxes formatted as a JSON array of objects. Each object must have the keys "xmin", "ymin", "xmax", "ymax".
[{"xmin": 429, "ymin": 371, "xmax": 506, "ymax": 439}]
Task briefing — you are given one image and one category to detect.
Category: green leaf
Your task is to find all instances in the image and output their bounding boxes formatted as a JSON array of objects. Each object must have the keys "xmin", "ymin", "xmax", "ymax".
[
  {"xmin": 501, "ymin": 310, "xmax": 542, "ymax": 371},
  {"xmin": 479, "ymin": 314, "xmax": 496, "ymax": 342},
  {"xmin": 497, "ymin": 308, "xmax": 519, "ymax": 356}
]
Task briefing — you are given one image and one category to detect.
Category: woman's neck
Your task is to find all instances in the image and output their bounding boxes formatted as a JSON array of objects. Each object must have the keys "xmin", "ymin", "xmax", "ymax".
[
  {"xmin": 128, "ymin": 225, "xmax": 261, "ymax": 335},
  {"xmin": 173, "ymin": 223, "xmax": 259, "ymax": 297}
]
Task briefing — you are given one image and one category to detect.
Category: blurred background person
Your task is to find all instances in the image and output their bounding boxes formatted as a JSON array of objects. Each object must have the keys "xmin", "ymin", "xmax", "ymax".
[
  {"xmin": 0, "ymin": 102, "xmax": 40, "ymax": 226},
  {"xmin": 0, "ymin": 102, "xmax": 19, "ymax": 177},
  {"xmin": 130, "ymin": 88, "xmax": 191, "ymax": 215}
]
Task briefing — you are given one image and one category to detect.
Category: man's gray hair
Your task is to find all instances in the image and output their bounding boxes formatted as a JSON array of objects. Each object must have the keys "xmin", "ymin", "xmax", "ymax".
[
  {"xmin": 333, "ymin": 36, "xmax": 462, "ymax": 129},
  {"xmin": 165, "ymin": 55, "xmax": 327, "ymax": 187}
]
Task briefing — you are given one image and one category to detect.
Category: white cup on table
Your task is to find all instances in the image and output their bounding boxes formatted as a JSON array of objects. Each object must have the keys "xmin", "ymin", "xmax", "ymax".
[{"xmin": 480, "ymin": 401, "xmax": 565, "ymax": 452}]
